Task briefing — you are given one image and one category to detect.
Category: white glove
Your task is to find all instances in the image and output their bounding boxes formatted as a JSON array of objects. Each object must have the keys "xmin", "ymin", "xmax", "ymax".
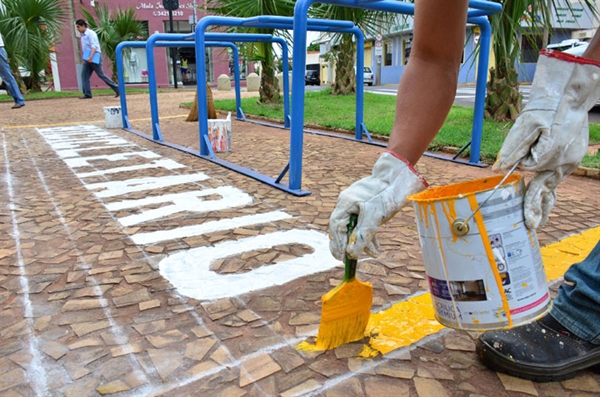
[
  {"xmin": 329, "ymin": 151, "xmax": 428, "ymax": 261},
  {"xmin": 494, "ymin": 50, "xmax": 600, "ymax": 229}
]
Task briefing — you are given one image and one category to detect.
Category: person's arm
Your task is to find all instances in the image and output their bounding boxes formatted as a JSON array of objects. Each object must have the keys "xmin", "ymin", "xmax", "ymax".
[
  {"xmin": 388, "ymin": 0, "xmax": 469, "ymax": 165},
  {"xmin": 328, "ymin": 0, "xmax": 469, "ymax": 261},
  {"xmin": 87, "ymin": 31, "xmax": 101, "ymax": 63}
]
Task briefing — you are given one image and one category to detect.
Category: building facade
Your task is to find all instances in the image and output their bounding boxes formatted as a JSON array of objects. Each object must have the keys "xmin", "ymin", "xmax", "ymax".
[
  {"xmin": 54, "ymin": 0, "xmax": 231, "ymax": 92},
  {"xmin": 317, "ymin": 0, "xmax": 598, "ymax": 87}
]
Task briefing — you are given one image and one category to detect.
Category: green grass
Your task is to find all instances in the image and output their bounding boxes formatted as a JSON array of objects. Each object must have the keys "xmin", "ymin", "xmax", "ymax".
[
  {"xmin": 210, "ymin": 88, "xmax": 600, "ymax": 167},
  {"xmin": 0, "ymin": 87, "xmax": 151, "ymax": 102}
]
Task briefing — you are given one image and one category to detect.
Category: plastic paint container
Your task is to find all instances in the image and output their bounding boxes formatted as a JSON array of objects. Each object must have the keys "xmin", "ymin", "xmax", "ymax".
[{"xmin": 408, "ymin": 174, "xmax": 551, "ymax": 330}]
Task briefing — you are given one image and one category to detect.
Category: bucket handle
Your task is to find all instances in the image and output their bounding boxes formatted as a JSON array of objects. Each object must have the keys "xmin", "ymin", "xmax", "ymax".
[{"xmin": 452, "ymin": 160, "xmax": 521, "ymax": 237}]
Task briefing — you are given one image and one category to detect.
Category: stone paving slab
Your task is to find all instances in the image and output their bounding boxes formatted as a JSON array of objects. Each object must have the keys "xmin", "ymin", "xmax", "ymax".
[{"xmin": 1, "ymin": 92, "xmax": 599, "ymax": 396}]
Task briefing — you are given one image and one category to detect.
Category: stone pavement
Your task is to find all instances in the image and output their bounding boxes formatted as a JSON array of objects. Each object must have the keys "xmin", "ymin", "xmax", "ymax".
[{"xmin": 1, "ymin": 91, "xmax": 599, "ymax": 397}]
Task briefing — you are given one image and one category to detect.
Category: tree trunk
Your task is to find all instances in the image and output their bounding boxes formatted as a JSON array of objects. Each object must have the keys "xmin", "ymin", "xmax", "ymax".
[
  {"xmin": 484, "ymin": 58, "xmax": 522, "ymax": 122},
  {"xmin": 186, "ymin": 83, "xmax": 217, "ymax": 122},
  {"xmin": 258, "ymin": 42, "xmax": 280, "ymax": 104},
  {"xmin": 331, "ymin": 35, "xmax": 356, "ymax": 96}
]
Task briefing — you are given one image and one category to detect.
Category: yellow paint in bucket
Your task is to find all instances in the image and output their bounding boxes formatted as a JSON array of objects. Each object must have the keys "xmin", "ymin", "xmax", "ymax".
[{"xmin": 408, "ymin": 174, "xmax": 551, "ymax": 330}]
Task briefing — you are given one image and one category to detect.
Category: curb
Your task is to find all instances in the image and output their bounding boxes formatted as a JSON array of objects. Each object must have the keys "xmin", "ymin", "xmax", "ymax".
[{"xmin": 189, "ymin": 109, "xmax": 600, "ymax": 180}]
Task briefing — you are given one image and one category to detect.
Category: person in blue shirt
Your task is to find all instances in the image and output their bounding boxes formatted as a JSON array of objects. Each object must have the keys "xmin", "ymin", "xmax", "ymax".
[
  {"xmin": 0, "ymin": 33, "xmax": 25, "ymax": 109},
  {"xmin": 329, "ymin": 0, "xmax": 600, "ymax": 382},
  {"xmin": 75, "ymin": 19, "xmax": 119, "ymax": 99}
]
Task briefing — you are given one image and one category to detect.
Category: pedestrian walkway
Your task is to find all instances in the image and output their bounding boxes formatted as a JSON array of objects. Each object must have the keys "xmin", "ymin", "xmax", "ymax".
[{"xmin": 1, "ymin": 91, "xmax": 599, "ymax": 396}]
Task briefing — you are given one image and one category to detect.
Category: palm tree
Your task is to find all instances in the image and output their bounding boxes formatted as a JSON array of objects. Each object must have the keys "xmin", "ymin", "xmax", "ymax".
[
  {"xmin": 206, "ymin": 0, "xmax": 296, "ymax": 104},
  {"xmin": 485, "ymin": 0, "xmax": 597, "ymax": 121},
  {"xmin": 81, "ymin": 1, "xmax": 148, "ymax": 81},
  {"xmin": 309, "ymin": 5, "xmax": 394, "ymax": 95},
  {"xmin": 0, "ymin": 0, "xmax": 65, "ymax": 92}
]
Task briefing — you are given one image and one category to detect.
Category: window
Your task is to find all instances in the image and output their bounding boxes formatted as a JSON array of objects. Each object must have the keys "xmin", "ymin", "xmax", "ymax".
[
  {"xmin": 402, "ymin": 36, "xmax": 412, "ymax": 65},
  {"xmin": 163, "ymin": 20, "xmax": 192, "ymax": 33},
  {"xmin": 521, "ymin": 33, "xmax": 544, "ymax": 63},
  {"xmin": 384, "ymin": 41, "xmax": 393, "ymax": 66}
]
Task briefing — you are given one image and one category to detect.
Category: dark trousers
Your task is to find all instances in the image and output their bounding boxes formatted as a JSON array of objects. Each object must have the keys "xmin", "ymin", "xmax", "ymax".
[{"xmin": 81, "ymin": 56, "xmax": 118, "ymax": 97}]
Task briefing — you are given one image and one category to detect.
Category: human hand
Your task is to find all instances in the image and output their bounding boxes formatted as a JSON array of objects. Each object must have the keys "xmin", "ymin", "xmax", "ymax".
[
  {"xmin": 328, "ymin": 151, "xmax": 427, "ymax": 261},
  {"xmin": 494, "ymin": 50, "xmax": 600, "ymax": 228}
]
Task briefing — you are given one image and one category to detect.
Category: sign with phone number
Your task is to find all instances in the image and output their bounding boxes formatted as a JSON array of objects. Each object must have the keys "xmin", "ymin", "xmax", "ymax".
[{"xmin": 153, "ymin": 10, "xmax": 184, "ymax": 17}]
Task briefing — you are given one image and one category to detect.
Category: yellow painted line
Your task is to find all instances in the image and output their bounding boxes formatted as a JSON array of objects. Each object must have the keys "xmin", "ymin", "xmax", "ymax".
[
  {"xmin": 362, "ymin": 226, "xmax": 600, "ymax": 356},
  {"xmin": 2, "ymin": 115, "xmax": 187, "ymax": 130}
]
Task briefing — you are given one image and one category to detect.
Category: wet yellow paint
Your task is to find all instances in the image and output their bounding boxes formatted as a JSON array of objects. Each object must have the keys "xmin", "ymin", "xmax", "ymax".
[
  {"xmin": 440, "ymin": 198, "xmax": 458, "ymax": 242},
  {"xmin": 361, "ymin": 226, "xmax": 599, "ymax": 357},
  {"xmin": 409, "ymin": 174, "xmax": 521, "ymax": 202},
  {"xmin": 467, "ymin": 194, "xmax": 513, "ymax": 327},
  {"xmin": 430, "ymin": 201, "xmax": 462, "ymax": 327},
  {"xmin": 361, "ymin": 293, "xmax": 444, "ymax": 356},
  {"xmin": 542, "ymin": 226, "xmax": 600, "ymax": 281}
]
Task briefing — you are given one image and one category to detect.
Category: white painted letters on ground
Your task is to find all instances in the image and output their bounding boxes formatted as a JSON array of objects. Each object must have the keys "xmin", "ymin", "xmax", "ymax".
[
  {"xmin": 37, "ymin": 125, "xmax": 332, "ymax": 300},
  {"xmin": 160, "ymin": 230, "xmax": 338, "ymax": 300},
  {"xmin": 108, "ymin": 186, "xmax": 254, "ymax": 226}
]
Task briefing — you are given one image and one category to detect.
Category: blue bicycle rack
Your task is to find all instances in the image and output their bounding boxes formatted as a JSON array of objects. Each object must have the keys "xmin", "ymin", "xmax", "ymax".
[
  {"xmin": 116, "ymin": 1, "xmax": 501, "ymax": 197},
  {"xmin": 288, "ymin": 0, "xmax": 503, "ymax": 193},
  {"xmin": 143, "ymin": 32, "xmax": 294, "ymax": 141},
  {"xmin": 194, "ymin": 16, "xmax": 367, "ymax": 196}
]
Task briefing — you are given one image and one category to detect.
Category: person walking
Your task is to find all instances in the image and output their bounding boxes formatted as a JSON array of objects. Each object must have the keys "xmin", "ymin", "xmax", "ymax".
[
  {"xmin": 0, "ymin": 33, "xmax": 25, "ymax": 109},
  {"xmin": 75, "ymin": 19, "xmax": 119, "ymax": 99},
  {"xmin": 328, "ymin": 0, "xmax": 600, "ymax": 382},
  {"xmin": 180, "ymin": 56, "xmax": 188, "ymax": 82}
]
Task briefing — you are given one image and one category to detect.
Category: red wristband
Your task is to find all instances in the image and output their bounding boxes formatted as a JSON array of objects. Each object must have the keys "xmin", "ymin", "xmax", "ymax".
[{"xmin": 385, "ymin": 150, "xmax": 429, "ymax": 187}]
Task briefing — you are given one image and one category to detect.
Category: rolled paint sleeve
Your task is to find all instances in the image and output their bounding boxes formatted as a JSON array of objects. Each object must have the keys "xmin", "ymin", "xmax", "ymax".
[{"xmin": 89, "ymin": 32, "xmax": 101, "ymax": 52}]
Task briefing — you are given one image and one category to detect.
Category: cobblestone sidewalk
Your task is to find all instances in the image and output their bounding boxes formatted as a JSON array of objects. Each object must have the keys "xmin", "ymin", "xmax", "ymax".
[{"xmin": 1, "ymin": 92, "xmax": 599, "ymax": 396}]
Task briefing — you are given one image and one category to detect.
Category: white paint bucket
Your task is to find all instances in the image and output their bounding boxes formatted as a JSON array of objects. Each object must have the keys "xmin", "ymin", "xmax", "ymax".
[
  {"xmin": 408, "ymin": 174, "xmax": 551, "ymax": 330},
  {"xmin": 103, "ymin": 106, "xmax": 122, "ymax": 129},
  {"xmin": 207, "ymin": 112, "xmax": 232, "ymax": 152}
]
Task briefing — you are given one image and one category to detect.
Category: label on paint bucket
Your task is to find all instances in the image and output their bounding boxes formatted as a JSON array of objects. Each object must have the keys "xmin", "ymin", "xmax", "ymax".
[{"xmin": 408, "ymin": 175, "xmax": 551, "ymax": 330}]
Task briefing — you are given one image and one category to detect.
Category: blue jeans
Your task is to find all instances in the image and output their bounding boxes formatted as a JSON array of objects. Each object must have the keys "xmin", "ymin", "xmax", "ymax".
[
  {"xmin": 0, "ymin": 47, "xmax": 25, "ymax": 105},
  {"xmin": 552, "ymin": 239, "xmax": 600, "ymax": 344},
  {"xmin": 81, "ymin": 55, "xmax": 118, "ymax": 97}
]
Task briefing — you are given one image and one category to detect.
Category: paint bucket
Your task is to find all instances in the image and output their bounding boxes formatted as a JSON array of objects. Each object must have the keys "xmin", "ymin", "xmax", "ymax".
[
  {"xmin": 207, "ymin": 112, "xmax": 232, "ymax": 152},
  {"xmin": 103, "ymin": 106, "xmax": 122, "ymax": 129},
  {"xmin": 408, "ymin": 174, "xmax": 551, "ymax": 330}
]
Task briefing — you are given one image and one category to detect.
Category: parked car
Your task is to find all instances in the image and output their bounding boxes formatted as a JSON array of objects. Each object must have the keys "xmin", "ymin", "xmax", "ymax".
[
  {"xmin": 363, "ymin": 66, "xmax": 374, "ymax": 86},
  {"xmin": 547, "ymin": 39, "xmax": 588, "ymax": 54},
  {"xmin": 305, "ymin": 70, "xmax": 320, "ymax": 86},
  {"xmin": 354, "ymin": 66, "xmax": 374, "ymax": 86},
  {"xmin": 562, "ymin": 42, "xmax": 588, "ymax": 56}
]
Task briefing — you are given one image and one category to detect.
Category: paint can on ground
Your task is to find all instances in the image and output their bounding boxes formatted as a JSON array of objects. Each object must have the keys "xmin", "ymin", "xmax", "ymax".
[
  {"xmin": 408, "ymin": 174, "xmax": 551, "ymax": 330},
  {"xmin": 207, "ymin": 112, "xmax": 232, "ymax": 152},
  {"xmin": 103, "ymin": 106, "xmax": 122, "ymax": 129}
]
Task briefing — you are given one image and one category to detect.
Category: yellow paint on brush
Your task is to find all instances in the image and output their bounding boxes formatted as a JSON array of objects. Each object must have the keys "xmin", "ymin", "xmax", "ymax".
[
  {"xmin": 362, "ymin": 226, "xmax": 600, "ymax": 356},
  {"xmin": 297, "ymin": 278, "xmax": 372, "ymax": 352},
  {"xmin": 467, "ymin": 194, "xmax": 513, "ymax": 328}
]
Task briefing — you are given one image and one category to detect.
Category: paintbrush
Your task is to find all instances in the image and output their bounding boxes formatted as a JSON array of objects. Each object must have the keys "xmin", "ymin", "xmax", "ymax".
[{"xmin": 314, "ymin": 214, "xmax": 373, "ymax": 350}]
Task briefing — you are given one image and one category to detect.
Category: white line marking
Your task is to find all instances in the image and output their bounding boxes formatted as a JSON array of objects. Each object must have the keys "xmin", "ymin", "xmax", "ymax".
[
  {"xmin": 77, "ymin": 159, "xmax": 186, "ymax": 178},
  {"xmin": 131, "ymin": 211, "xmax": 292, "ymax": 245},
  {"xmin": 2, "ymin": 133, "xmax": 49, "ymax": 395},
  {"xmin": 110, "ymin": 186, "xmax": 253, "ymax": 226},
  {"xmin": 64, "ymin": 150, "xmax": 161, "ymax": 168},
  {"xmin": 85, "ymin": 173, "xmax": 211, "ymax": 198}
]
